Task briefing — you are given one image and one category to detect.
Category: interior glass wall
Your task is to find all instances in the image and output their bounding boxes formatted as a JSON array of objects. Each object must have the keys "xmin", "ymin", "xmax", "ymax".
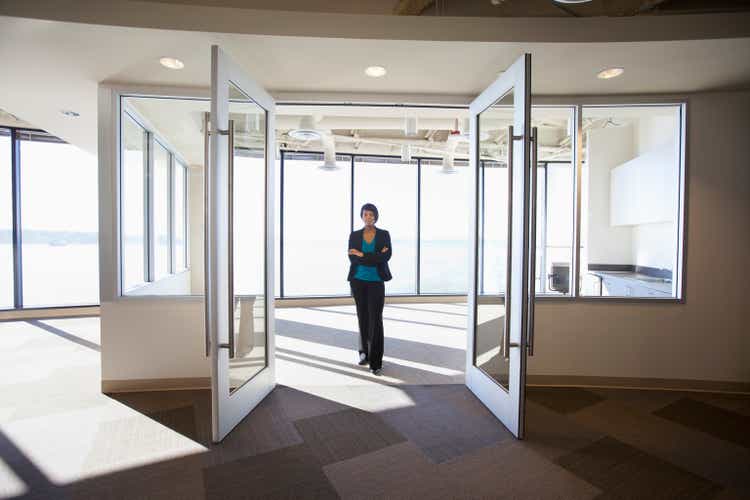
[
  {"xmin": 580, "ymin": 105, "xmax": 682, "ymax": 298},
  {"xmin": 353, "ymin": 156, "xmax": 417, "ymax": 294},
  {"xmin": 0, "ymin": 129, "xmax": 12, "ymax": 309},
  {"xmin": 19, "ymin": 132, "xmax": 99, "ymax": 307}
]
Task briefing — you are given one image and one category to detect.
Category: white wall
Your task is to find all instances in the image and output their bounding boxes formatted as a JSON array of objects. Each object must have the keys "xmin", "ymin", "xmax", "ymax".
[
  {"xmin": 632, "ymin": 222, "xmax": 676, "ymax": 271},
  {"xmin": 530, "ymin": 90, "xmax": 750, "ymax": 383},
  {"xmin": 585, "ymin": 124, "xmax": 634, "ymax": 265},
  {"xmin": 126, "ymin": 270, "xmax": 191, "ymax": 296},
  {"xmin": 188, "ymin": 164, "xmax": 205, "ymax": 295}
]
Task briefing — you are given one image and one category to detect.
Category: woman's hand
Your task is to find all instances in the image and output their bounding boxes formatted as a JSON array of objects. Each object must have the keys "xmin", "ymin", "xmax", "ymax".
[
  {"xmin": 381, "ymin": 246, "xmax": 389, "ymax": 253},
  {"xmin": 348, "ymin": 249, "xmax": 364, "ymax": 257}
]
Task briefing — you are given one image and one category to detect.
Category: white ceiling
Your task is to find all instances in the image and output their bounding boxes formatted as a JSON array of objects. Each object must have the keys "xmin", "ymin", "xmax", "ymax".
[{"xmin": 0, "ymin": 15, "xmax": 748, "ymax": 154}]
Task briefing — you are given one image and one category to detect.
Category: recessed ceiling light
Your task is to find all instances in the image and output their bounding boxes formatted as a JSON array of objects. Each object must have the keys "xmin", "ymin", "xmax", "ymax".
[
  {"xmin": 365, "ymin": 66, "xmax": 387, "ymax": 78},
  {"xmin": 597, "ymin": 67, "xmax": 625, "ymax": 80},
  {"xmin": 60, "ymin": 110, "xmax": 80, "ymax": 117},
  {"xmin": 159, "ymin": 57, "xmax": 184, "ymax": 70}
]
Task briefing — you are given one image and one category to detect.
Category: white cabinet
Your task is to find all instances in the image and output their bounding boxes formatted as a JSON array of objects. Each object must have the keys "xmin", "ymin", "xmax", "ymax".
[{"xmin": 610, "ymin": 143, "xmax": 677, "ymax": 226}]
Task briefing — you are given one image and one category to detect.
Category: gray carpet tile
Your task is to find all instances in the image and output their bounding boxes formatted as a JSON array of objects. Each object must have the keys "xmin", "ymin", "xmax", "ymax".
[
  {"xmin": 556, "ymin": 436, "xmax": 721, "ymax": 500},
  {"xmin": 293, "ymin": 408, "xmax": 406, "ymax": 466},
  {"xmin": 202, "ymin": 444, "xmax": 338, "ymax": 500},
  {"xmin": 267, "ymin": 386, "xmax": 350, "ymax": 422},
  {"xmin": 380, "ymin": 385, "xmax": 513, "ymax": 463},
  {"xmin": 524, "ymin": 398, "xmax": 606, "ymax": 461},
  {"xmin": 527, "ymin": 386, "xmax": 606, "ymax": 414},
  {"xmin": 654, "ymin": 397, "xmax": 750, "ymax": 449},
  {"xmin": 147, "ymin": 404, "xmax": 198, "ymax": 442}
]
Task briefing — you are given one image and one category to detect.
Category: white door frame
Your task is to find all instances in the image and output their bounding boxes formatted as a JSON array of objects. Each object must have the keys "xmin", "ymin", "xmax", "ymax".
[
  {"xmin": 465, "ymin": 53, "xmax": 534, "ymax": 439},
  {"xmin": 208, "ymin": 45, "xmax": 277, "ymax": 442}
]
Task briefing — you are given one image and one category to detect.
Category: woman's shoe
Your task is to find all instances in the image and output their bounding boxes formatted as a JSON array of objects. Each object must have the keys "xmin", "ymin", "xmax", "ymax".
[
  {"xmin": 358, "ymin": 353, "xmax": 369, "ymax": 366},
  {"xmin": 370, "ymin": 368, "xmax": 382, "ymax": 376}
]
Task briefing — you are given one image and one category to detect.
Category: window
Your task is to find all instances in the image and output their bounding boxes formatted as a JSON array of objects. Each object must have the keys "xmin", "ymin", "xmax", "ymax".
[
  {"xmin": 20, "ymin": 132, "xmax": 99, "ymax": 307},
  {"xmin": 283, "ymin": 152, "xmax": 351, "ymax": 296},
  {"xmin": 121, "ymin": 113, "xmax": 147, "ymax": 292},
  {"xmin": 479, "ymin": 161, "xmax": 509, "ymax": 295},
  {"xmin": 353, "ymin": 157, "xmax": 417, "ymax": 294},
  {"xmin": 153, "ymin": 141, "xmax": 170, "ymax": 280},
  {"xmin": 580, "ymin": 105, "xmax": 683, "ymax": 298},
  {"xmin": 420, "ymin": 158, "xmax": 470, "ymax": 294},
  {"xmin": 0, "ymin": 129, "xmax": 12, "ymax": 309},
  {"xmin": 173, "ymin": 160, "xmax": 187, "ymax": 272}
]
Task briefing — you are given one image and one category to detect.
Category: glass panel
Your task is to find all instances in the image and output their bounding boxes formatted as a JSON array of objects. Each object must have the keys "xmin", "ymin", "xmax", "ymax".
[
  {"xmin": 174, "ymin": 161, "xmax": 187, "ymax": 271},
  {"xmin": 532, "ymin": 107, "xmax": 575, "ymax": 296},
  {"xmin": 580, "ymin": 105, "xmax": 681, "ymax": 298},
  {"xmin": 20, "ymin": 135, "xmax": 99, "ymax": 307},
  {"xmin": 420, "ymin": 158, "xmax": 470, "ymax": 294},
  {"xmin": 153, "ymin": 142, "xmax": 170, "ymax": 280},
  {"xmin": 0, "ymin": 129, "xmax": 12, "ymax": 309},
  {"xmin": 283, "ymin": 152, "xmax": 351, "ymax": 297},
  {"xmin": 229, "ymin": 82, "xmax": 267, "ymax": 393},
  {"xmin": 353, "ymin": 157, "xmax": 417, "ymax": 294},
  {"xmin": 474, "ymin": 88, "xmax": 513, "ymax": 391},
  {"xmin": 121, "ymin": 113, "xmax": 147, "ymax": 292}
]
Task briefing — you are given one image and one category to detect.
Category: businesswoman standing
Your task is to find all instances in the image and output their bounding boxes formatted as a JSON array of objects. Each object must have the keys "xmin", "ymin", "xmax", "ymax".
[{"xmin": 348, "ymin": 203, "xmax": 392, "ymax": 375}]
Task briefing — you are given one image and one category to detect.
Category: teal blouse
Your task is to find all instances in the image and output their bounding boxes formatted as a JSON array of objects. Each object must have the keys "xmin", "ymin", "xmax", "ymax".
[{"xmin": 353, "ymin": 236, "xmax": 382, "ymax": 282}]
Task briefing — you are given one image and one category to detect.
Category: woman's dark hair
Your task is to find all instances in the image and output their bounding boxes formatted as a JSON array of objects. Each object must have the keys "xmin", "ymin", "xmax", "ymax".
[{"xmin": 360, "ymin": 203, "xmax": 379, "ymax": 222}]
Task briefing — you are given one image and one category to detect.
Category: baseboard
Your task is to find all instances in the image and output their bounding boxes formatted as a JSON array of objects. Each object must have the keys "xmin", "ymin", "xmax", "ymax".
[
  {"xmin": 102, "ymin": 377, "xmax": 211, "ymax": 393},
  {"xmin": 527, "ymin": 375, "xmax": 750, "ymax": 394},
  {"xmin": 0, "ymin": 306, "xmax": 100, "ymax": 321}
]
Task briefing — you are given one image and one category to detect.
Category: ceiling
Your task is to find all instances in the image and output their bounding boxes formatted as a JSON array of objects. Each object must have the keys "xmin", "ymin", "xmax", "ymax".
[{"xmin": 0, "ymin": 15, "xmax": 748, "ymax": 155}]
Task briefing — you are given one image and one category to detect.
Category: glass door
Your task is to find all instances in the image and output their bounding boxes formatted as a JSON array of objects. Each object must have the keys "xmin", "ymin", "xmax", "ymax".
[
  {"xmin": 466, "ymin": 53, "xmax": 535, "ymax": 439},
  {"xmin": 207, "ymin": 45, "xmax": 276, "ymax": 442}
]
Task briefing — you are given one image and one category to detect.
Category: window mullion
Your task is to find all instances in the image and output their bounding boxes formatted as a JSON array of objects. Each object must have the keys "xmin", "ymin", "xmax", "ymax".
[
  {"xmin": 146, "ymin": 132, "xmax": 154, "ymax": 282},
  {"xmin": 10, "ymin": 129, "xmax": 23, "ymax": 308}
]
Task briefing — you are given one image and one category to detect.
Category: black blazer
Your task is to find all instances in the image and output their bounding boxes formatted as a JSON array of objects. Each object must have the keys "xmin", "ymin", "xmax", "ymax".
[{"xmin": 347, "ymin": 228, "xmax": 392, "ymax": 282}]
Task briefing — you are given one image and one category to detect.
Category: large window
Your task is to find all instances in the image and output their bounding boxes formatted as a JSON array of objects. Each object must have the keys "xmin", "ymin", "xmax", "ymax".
[
  {"xmin": 420, "ymin": 159, "xmax": 471, "ymax": 294},
  {"xmin": 0, "ymin": 129, "xmax": 12, "ymax": 309},
  {"xmin": 580, "ymin": 105, "xmax": 683, "ymax": 298},
  {"xmin": 173, "ymin": 160, "xmax": 187, "ymax": 272},
  {"xmin": 283, "ymin": 152, "xmax": 351, "ymax": 296},
  {"xmin": 153, "ymin": 141, "xmax": 170, "ymax": 280},
  {"xmin": 353, "ymin": 157, "xmax": 417, "ymax": 294},
  {"xmin": 121, "ymin": 113, "xmax": 147, "ymax": 291},
  {"xmin": 19, "ymin": 133, "xmax": 99, "ymax": 307}
]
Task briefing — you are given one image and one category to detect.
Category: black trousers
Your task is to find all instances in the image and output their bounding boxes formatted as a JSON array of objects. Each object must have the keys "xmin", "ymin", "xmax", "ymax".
[{"xmin": 350, "ymin": 279, "xmax": 385, "ymax": 370}]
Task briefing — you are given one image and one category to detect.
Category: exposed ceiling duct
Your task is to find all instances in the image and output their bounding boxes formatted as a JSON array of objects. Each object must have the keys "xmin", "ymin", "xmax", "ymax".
[{"xmin": 288, "ymin": 115, "xmax": 321, "ymax": 141}]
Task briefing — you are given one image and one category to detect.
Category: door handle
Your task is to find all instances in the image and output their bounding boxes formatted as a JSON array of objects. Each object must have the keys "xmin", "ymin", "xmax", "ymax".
[
  {"xmin": 227, "ymin": 119, "xmax": 235, "ymax": 360},
  {"xmin": 203, "ymin": 112, "xmax": 211, "ymax": 357},
  {"xmin": 527, "ymin": 127, "xmax": 538, "ymax": 356}
]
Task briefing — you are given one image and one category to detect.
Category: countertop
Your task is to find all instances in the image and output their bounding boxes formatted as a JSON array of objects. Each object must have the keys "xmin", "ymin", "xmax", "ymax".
[{"xmin": 587, "ymin": 270, "xmax": 673, "ymax": 294}]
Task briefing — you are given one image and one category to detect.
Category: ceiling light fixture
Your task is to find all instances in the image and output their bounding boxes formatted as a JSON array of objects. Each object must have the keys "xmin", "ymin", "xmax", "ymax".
[
  {"xmin": 60, "ymin": 110, "xmax": 80, "ymax": 117},
  {"xmin": 159, "ymin": 57, "xmax": 185, "ymax": 70},
  {"xmin": 288, "ymin": 115, "xmax": 321, "ymax": 141},
  {"xmin": 597, "ymin": 67, "xmax": 625, "ymax": 80},
  {"xmin": 365, "ymin": 66, "xmax": 387, "ymax": 78}
]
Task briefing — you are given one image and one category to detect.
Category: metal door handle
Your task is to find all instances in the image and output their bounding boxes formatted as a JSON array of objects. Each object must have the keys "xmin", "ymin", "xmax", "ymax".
[
  {"xmin": 203, "ymin": 112, "xmax": 211, "ymax": 357},
  {"xmin": 527, "ymin": 127, "xmax": 538, "ymax": 356},
  {"xmin": 227, "ymin": 120, "xmax": 235, "ymax": 360}
]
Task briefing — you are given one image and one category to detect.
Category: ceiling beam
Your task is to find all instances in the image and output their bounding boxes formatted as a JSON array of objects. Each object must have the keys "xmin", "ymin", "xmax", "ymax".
[{"xmin": 393, "ymin": 0, "xmax": 436, "ymax": 16}]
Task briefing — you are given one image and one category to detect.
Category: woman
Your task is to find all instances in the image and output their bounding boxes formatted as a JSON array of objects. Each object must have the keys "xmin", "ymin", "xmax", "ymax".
[{"xmin": 347, "ymin": 203, "xmax": 392, "ymax": 375}]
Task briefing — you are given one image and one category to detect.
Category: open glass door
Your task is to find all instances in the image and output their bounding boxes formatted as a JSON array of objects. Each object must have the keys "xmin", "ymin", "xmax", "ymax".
[
  {"xmin": 466, "ymin": 53, "xmax": 535, "ymax": 439},
  {"xmin": 207, "ymin": 45, "xmax": 276, "ymax": 442}
]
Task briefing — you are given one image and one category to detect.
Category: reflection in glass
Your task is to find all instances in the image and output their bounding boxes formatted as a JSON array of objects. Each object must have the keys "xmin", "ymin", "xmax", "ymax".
[
  {"xmin": 283, "ymin": 152, "xmax": 351, "ymax": 297},
  {"xmin": 0, "ymin": 129, "xmax": 13, "ymax": 309},
  {"xmin": 474, "ymin": 89, "xmax": 513, "ymax": 391},
  {"xmin": 121, "ymin": 114, "xmax": 147, "ymax": 292},
  {"xmin": 229, "ymin": 83, "xmax": 268, "ymax": 393},
  {"xmin": 420, "ymin": 159, "xmax": 470, "ymax": 294},
  {"xmin": 580, "ymin": 105, "xmax": 681, "ymax": 298},
  {"xmin": 21, "ymin": 134, "xmax": 99, "ymax": 307},
  {"xmin": 353, "ymin": 157, "xmax": 417, "ymax": 294},
  {"xmin": 153, "ymin": 142, "xmax": 170, "ymax": 280}
]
